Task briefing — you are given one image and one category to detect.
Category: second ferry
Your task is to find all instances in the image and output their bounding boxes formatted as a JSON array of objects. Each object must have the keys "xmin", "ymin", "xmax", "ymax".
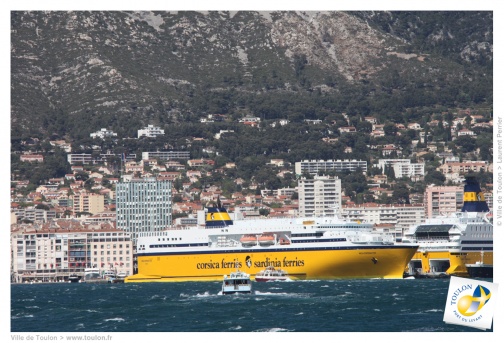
[
  {"xmin": 402, "ymin": 176, "xmax": 492, "ymax": 277},
  {"xmin": 125, "ymin": 200, "xmax": 418, "ymax": 282}
]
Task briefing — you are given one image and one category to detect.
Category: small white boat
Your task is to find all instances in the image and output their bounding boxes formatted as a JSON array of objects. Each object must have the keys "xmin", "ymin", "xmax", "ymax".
[
  {"xmin": 255, "ymin": 266, "xmax": 290, "ymax": 282},
  {"xmin": 103, "ymin": 270, "xmax": 116, "ymax": 279},
  {"xmin": 222, "ymin": 270, "xmax": 252, "ymax": 294},
  {"xmin": 68, "ymin": 274, "xmax": 81, "ymax": 283},
  {"xmin": 83, "ymin": 268, "xmax": 101, "ymax": 282}
]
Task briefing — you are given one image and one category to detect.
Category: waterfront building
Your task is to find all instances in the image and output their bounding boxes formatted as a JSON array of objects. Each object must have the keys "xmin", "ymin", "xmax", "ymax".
[
  {"xmin": 11, "ymin": 221, "xmax": 133, "ymax": 283},
  {"xmin": 115, "ymin": 178, "xmax": 172, "ymax": 244},
  {"xmin": 295, "ymin": 159, "xmax": 367, "ymax": 176},
  {"xmin": 298, "ymin": 175, "xmax": 342, "ymax": 217}
]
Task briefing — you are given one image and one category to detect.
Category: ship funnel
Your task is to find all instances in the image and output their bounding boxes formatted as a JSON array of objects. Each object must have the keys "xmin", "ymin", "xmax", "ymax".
[
  {"xmin": 205, "ymin": 206, "xmax": 233, "ymax": 228},
  {"xmin": 461, "ymin": 176, "xmax": 489, "ymax": 213}
]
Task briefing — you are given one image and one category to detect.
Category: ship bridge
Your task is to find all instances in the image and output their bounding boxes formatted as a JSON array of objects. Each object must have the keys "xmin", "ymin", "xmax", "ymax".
[{"xmin": 413, "ymin": 224, "xmax": 457, "ymax": 240}]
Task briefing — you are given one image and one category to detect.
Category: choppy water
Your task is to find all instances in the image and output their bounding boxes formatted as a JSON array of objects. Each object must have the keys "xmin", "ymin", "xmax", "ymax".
[{"xmin": 11, "ymin": 278, "xmax": 490, "ymax": 333}]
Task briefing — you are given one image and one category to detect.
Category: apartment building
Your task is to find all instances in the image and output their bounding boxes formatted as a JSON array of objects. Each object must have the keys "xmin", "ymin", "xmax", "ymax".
[
  {"xmin": 67, "ymin": 153, "xmax": 93, "ymax": 165},
  {"xmin": 424, "ymin": 185, "xmax": 464, "ymax": 218},
  {"xmin": 438, "ymin": 161, "xmax": 489, "ymax": 174},
  {"xmin": 298, "ymin": 175, "xmax": 342, "ymax": 217},
  {"xmin": 374, "ymin": 159, "xmax": 425, "ymax": 179},
  {"xmin": 72, "ymin": 191, "xmax": 105, "ymax": 215},
  {"xmin": 141, "ymin": 151, "xmax": 190, "ymax": 161},
  {"xmin": 341, "ymin": 203, "xmax": 425, "ymax": 236},
  {"xmin": 11, "ymin": 208, "xmax": 57, "ymax": 223},
  {"xmin": 295, "ymin": 159, "xmax": 367, "ymax": 176}
]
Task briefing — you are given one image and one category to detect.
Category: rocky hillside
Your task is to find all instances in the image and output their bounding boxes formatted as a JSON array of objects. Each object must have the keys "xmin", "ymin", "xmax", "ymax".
[{"xmin": 11, "ymin": 11, "xmax": 492, "ymax": 140}]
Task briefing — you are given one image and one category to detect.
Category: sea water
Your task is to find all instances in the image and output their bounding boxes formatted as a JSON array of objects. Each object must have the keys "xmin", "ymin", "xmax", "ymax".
[{"xmin": 10, "ymin": 278, "xmax": 490, "ymax": 333}]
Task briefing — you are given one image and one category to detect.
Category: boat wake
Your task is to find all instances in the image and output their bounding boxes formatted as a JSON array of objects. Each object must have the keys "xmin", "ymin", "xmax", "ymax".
[{"xmin": 253, "ymin": 327, "xmax": 293, "ymax": 332}]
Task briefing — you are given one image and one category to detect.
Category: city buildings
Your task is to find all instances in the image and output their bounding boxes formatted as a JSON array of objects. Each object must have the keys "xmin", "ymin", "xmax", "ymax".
[
  {"xmin": 115, "ymin": 178, "xmax": 172, "ymax": 243},
  {"xmin": 295, "ymin": 159, "xmax": 367, "ymax": 176},
  {"xmin": 298, "ymin": 175, "xmax": 342, "ymax": 217},
  {"xmin": 11, "ymin": 221, "xmax": 133, "ymax": 283}
]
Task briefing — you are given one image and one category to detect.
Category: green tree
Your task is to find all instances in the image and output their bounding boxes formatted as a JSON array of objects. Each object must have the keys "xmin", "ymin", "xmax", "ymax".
[
  {"xmin": 453, "ymin": 135, "xmax": 477, "ymax": 153},
  {"xmin": 424, "ymin": 170, "xmax": 446, "ymax": 185},
  {"xmin": 392, "ymin": 185, "xmax": 410, "ymax": 204},
  {"xmin": 383, "ymin": 122, "xmax": 398, "ymax": 136},
  {"xmin": 356, "ymin": 121, "xmax": 372, "ymax": 133}
]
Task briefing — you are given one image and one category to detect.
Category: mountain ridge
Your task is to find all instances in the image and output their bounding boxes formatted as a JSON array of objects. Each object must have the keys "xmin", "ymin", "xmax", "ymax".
[{"xmin": 11, "ymin": 11, "xmax": 492, "ymax": 140}]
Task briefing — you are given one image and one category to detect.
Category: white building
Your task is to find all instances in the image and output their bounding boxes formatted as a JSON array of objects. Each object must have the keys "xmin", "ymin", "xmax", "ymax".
[
  {"xmin": 214, "ymin": 130, "xmax": 235, "ymax": 139},
  {"xmin": 295, "ymin": 159, "xmax": 367, "ymax": 176},
  {"xmin": 298, "ymin": 175, "xmax": 342, "ymax": 217},
  {"xmin": 141, "ymin": 151, "xmax": 190, "ymax": 161},
  {"xmin": 374, "ymin": 159, "xmax": 425, "ymax": 179},
  {"xmin": 392, "ymin": 163, "xmax": 425, "ymax": 179},
  {"xmin": 137, "ymin": 125, "xmax": 165, "ymax": 138},
  {"xmin": 341, "ymin": 203, "xmax": 425, "ymax": 235},
  {"xmin": 90, "ymin": 128, "xmax": 117, "ymax": 139}
]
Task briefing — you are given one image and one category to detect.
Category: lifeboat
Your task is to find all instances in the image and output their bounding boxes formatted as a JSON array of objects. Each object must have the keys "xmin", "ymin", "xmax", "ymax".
[
  {"xmin": 258, "ymin": 233, "xmax": 275, "ymax": 246},
  {"xmin": 240, "ymin": 234, "xmax": 257, "ymax": 246}
]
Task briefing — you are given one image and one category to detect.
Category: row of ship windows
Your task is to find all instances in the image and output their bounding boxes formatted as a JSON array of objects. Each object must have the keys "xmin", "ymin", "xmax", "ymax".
[
  {"xmin": 293, "ymin": 239, "xmax": 347, "ymax": 243},
  {"xmin": 292, "ymin": 233, "xmax": 324, "ymax": 237},
  {"xmin": 469, "ymin": 226, "xmax": 492, "ymax": 231},
  {"xmin": 461, "ymin": 240, "xmax": 493, "ymax": 244}
]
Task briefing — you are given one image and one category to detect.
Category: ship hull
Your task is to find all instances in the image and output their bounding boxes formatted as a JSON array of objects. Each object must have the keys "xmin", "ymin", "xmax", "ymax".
[
  {"xmin": 407, "ymin": 250, "xmax": 493, "ymax": 277},
  {"xmin": 465, "ymin": 264, "xmax": 493, "ymax": 278},
  {"xmin": 125, "ymin": 245, "xmax": 418, "ymax": 282}
]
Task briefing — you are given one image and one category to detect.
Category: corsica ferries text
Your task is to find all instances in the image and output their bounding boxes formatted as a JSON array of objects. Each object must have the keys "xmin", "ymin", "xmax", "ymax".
[{"xmin": 196, "ymin": 257, "xmax": 305, "ymax": 270}]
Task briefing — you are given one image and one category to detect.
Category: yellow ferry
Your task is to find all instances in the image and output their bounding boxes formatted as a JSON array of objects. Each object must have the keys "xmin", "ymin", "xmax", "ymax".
[
  {"xmin": 125, "ymin": 203, "xmax": 418, "ymax": 282},
  {"xmin": 402, "ymin": 176, "xmax": 492, "ymax": 277}
]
